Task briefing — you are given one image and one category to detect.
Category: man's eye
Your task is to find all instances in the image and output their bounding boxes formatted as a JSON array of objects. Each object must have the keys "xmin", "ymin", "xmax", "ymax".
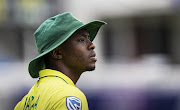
[{"xmin": 79, "ymin": 38, "xmax": 85, "ymax": 42}]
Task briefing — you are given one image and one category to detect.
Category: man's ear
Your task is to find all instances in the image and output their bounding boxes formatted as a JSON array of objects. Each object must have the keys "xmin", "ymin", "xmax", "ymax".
[{"xmin": 50, "ymin": 48, "xmax": 62, "ymax": 60}]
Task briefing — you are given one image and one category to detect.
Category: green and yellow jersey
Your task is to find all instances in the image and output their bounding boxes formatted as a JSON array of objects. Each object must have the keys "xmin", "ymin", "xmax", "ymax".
[{"xmin": 14, "ymin": 69, "xmax": 89, "ymax": 110}]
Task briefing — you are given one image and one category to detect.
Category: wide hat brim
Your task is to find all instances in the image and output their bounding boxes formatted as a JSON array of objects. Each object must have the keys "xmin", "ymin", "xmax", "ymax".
[{"xmin": 29, "ymin": 21, "xmax": 106, "ymax": 78}]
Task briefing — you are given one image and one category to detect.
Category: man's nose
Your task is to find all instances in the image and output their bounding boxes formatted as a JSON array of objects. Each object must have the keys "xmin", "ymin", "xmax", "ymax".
[{"xmin": 88, "ymin": 41, "xmax": 95, "ymax": 50}]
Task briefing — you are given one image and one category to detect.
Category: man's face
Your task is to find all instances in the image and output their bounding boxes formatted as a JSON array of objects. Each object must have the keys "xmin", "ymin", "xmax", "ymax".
[{"xmin": 60, "ymin": 29, "xmax": 97, "ymax": 73}]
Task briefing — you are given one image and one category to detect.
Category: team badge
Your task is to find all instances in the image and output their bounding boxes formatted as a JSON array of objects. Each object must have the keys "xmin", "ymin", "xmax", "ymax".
[{"xmin": 66, "ymin": 96, "xmax": 82, "ymax": 110}]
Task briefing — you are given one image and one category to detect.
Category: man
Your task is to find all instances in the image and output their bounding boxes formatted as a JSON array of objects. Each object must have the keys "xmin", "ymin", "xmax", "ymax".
[{"xmin": 14, "ymin": 12, "xmax": 106, "ymax": 110}]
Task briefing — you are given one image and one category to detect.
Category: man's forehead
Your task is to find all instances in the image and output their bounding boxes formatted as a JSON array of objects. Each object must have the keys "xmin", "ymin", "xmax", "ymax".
[{"xmin": 59, "ymin": 28, "xmax": 89, "ymax": 47}]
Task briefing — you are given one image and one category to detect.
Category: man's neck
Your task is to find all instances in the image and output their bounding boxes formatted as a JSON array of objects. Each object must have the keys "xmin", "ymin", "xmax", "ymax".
[{"xmin": 46, "ymin": 62, "xmax": 83, "ymax": 84}]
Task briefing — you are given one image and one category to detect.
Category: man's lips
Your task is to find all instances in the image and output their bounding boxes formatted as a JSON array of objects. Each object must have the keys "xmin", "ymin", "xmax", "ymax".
[
  {"xmin": 89, "ymin": 52, "xmax": 97, "ymax": 62},
  {"xmin": 90, "ymin": 53, "xmax": 96, "ymax": 57}
]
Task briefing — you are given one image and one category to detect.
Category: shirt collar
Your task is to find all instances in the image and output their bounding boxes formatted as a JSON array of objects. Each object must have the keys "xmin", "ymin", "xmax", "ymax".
[{"xmin": 39, "ymin": 69, "xmax": 75, "ymax": 86}]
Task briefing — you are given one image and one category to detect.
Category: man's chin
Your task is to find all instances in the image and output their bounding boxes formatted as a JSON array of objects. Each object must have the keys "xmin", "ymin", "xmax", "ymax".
[{"xmin": 86, "ymin": 66, "xmax": 95, "ymax": 71}]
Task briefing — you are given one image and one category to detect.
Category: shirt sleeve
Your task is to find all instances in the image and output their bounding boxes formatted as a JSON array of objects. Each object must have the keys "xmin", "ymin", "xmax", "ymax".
[
  {"xmin": 51, "ymin": 86, "xmax": 89, "ymax": 110},
  {"xmin": 14, "ymin": 95, "xmax": 28, "ymax": 110},
  {"xmin": 14, "ymin": 101, "xmax": 21, "ymax": 110}
]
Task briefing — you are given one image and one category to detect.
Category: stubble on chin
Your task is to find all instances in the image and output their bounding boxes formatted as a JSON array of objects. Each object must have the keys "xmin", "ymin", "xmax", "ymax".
[{"xmin": 86, "ymin": 65, "xmax": 96, "ymax": 71}]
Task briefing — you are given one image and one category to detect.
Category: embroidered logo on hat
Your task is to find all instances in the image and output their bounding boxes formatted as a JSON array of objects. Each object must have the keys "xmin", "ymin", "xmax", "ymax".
[{"xmin": 66, "ymin": 96, "xmax": 82, "ymax": 110}]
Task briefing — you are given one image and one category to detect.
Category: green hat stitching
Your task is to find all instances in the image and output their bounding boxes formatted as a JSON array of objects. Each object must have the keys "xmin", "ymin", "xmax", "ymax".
[{"xmin": 29, "ymin": 12, "xmax": 107, "ymax": 78}]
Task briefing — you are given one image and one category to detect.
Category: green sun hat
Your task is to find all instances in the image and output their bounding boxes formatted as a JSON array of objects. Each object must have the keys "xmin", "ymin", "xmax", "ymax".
[{"xmin": 29, "ymin": 12, "xmax": 107, "ymax": 78}]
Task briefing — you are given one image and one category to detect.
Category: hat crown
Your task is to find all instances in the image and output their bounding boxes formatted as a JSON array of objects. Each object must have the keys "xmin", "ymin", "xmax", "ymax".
[{"xmin": 34, "ymin": 12, "xmax": 83, "ymax": 54}]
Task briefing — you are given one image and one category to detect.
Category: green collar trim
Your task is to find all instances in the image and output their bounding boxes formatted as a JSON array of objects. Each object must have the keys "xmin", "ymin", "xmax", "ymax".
[{"xmin": 39, "ymin": 75, "xmax": 68, "ymax": 84}]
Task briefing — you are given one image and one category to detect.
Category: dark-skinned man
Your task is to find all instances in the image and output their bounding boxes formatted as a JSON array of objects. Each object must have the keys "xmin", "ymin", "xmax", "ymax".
[{"xmin": 15, "ymin": 12, "xmax": 106, "ymax": 110}]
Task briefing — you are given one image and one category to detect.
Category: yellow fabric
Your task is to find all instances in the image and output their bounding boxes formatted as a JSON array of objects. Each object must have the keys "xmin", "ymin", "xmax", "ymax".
[
  {"xmin": 14, "ymin": 69, "xmax": 89, "ymax": 110},
  {"xmin": 0, "ymin": 0, "xmax": 5, "ymax": 22}
]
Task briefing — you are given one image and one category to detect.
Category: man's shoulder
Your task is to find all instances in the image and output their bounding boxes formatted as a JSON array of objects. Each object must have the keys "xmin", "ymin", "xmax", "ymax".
[
  {"xmin": 51, "ymin": 84, "xmax": 84, "ymax": 97},
  {"xmin": 41, "ymin": 78, "xmax": 84, "ymax": 97},
  {"xmin": 63, "ymin": 85, "xmax": 84, "ymax": 95},
  {"xmin": 40, "ymin": 77, "xmax": 69, "ymax": 88},
  {"xmin": 52, "ymin": 85, "xmax": 87, "ymax": 107}
]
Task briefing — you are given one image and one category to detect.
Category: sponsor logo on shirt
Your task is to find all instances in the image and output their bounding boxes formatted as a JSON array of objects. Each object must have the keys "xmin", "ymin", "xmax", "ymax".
[{"xmin": 66, "ymin": 96, "xmax": 82, "ymax": 110}]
